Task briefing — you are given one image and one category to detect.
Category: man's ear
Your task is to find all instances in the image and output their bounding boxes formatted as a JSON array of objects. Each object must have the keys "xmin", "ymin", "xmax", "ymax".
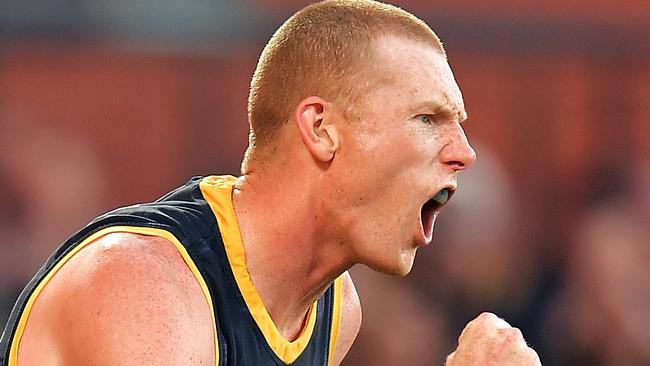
[{"xmin": 294, "ymin": 96, "xmax": 339, "ymax": 162}]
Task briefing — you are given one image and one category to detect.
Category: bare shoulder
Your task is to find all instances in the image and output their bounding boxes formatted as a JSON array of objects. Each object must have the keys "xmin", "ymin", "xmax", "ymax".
[
  {"xmin": 18, "ymin": 232, "xmax": 215, "ymax": 365},
  {"xmin": 331, "ymin": 270, "xmax": 362, "ymax": 366}
]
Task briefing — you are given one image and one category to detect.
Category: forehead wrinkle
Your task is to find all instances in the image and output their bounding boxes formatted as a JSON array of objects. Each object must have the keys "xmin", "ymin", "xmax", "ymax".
[
  {"xmin": 437, "ymin": 87, "xmax": 468, "ymax": 123},
  {"xmin": 438, "ymin": 88, "xmax": 466, "ymax": 120},
  {"xmin": 445, "ymin": 105, "xmax": 468, "ymax": 123}
]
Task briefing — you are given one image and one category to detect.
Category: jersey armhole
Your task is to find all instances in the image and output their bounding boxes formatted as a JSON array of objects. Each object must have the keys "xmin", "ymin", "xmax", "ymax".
[
  {"xmin": 327, "ymin": 275, "xmax": 344, "ymax": 366},
  {"xmin": 8, "ymin": 226, "xmax": 220, "ymax": 366}
]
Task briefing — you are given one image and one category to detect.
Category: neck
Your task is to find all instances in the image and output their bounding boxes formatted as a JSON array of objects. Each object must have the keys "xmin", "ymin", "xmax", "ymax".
[{"xmin": 232, "ymin": 168, "xmax": 352, "ymax": 341}]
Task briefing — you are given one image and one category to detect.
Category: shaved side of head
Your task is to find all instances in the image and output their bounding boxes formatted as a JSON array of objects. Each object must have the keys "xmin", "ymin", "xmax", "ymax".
[{"xmin": 243, "ymin": 0, "xmax": 445, "ymax": 172}]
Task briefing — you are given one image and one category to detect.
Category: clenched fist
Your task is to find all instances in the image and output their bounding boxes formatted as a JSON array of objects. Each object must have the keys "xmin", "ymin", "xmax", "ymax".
[{"xmin": 446, "ymin": 312, "xmax": 541, "ymax": 366}]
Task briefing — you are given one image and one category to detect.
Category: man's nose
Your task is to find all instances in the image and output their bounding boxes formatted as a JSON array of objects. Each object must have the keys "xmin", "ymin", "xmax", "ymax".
[{"xmin": 440, "ymin": 123, "xmax": 476, "ymax": 171}]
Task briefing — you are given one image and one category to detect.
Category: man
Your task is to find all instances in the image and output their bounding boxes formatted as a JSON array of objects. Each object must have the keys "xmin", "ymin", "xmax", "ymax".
[{"xmin": 1, "ymin": 1, "xmax": 541, "ymax": 365}]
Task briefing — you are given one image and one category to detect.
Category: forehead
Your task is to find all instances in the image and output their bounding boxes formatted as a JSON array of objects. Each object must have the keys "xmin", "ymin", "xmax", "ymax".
[{"xmin": 364, "ymin": 35, "xmax": 465, "ymax": 119}]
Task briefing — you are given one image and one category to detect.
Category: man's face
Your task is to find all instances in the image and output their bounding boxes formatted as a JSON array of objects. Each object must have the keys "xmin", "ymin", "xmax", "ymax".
[{"xmin": 327, "ymin": 35, "xmax": 476, "ymax": 276}]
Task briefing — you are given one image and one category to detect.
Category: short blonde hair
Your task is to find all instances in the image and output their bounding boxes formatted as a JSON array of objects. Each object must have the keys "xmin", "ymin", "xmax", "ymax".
[{"xmin": 244, "ymin": 0, "xmax": 444, "ymax": 171}]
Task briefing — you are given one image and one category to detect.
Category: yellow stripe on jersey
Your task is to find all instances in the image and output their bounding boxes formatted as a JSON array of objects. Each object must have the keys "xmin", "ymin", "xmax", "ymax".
[
  {"xmin": 8, "ymin": 226, "xmax": 219, "ymax": 366},
  {"xmin": 328, "ymin": 275, "xmax": 344, "ymax": 366},
  {"xmin": 200, "ymin": 175, "xmax": 319, "ymax": 365}
]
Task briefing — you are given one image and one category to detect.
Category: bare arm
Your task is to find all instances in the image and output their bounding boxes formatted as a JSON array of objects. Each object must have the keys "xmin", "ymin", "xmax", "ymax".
[
  {"xmin": 17, "ymin": 232, "xmax": 215, "ymax": 365},
  {"xmin": 330, "ymin": 271, "xmax": 362, "ymax": 366}
]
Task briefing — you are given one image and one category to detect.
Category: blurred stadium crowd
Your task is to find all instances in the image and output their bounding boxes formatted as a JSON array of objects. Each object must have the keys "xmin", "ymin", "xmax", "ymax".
[{"xmin": 1, "ymin": 1, "xmax": 648, "ymax": 365}]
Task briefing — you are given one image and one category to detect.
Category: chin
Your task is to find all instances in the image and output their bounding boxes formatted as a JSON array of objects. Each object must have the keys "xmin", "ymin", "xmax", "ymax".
[{"xmin": 364, "ymin": 249, "xmax": 417, "ymax": 277}]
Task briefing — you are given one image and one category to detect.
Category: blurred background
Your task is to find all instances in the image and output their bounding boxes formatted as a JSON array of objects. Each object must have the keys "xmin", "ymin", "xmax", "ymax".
[{"xmin": 0, "ymin": 0, "xmax": 648, "ymax": 365}]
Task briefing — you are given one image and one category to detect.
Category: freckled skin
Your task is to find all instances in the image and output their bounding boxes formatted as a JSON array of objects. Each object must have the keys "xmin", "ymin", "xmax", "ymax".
[
  {"xmin": 12, "ymin": 34, "xmax": 537, "ymax": 366},
  {"xmin": 17, "ymin": 233, "xmax": 215, "ymax": 365},
  {"xmin": 322, "ymin": 35, "xmax": 475, "ymax": 276}
]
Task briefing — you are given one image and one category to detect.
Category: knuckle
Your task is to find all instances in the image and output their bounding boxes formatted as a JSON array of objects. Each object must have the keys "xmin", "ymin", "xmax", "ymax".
[
  {"xmin": 475, "ymin": 312, "xmax": 510, "ymax": 329},
  {"xmin": 470, "ymin": 312, "xmax": 496, "ymax": 328},
  {"xmin": 526, "ymin": 347, "xmax": 542, "ymax": 363},
  {"xmin": 501, "ymin": 327, "xmax": 524, "ymax": 342},
  {"xmin": 478, "ymin": 311, "xmax": 497, "ymax": 321},
  {"xmin": 462, "ymin": 313, "xmax": 492, "ymax": 337}
]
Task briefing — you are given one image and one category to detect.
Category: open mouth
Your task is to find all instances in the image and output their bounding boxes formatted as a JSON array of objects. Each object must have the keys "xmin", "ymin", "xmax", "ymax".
[{"xmin": 420, "ymin": 188, "xmax": 454, "ymax": 242}]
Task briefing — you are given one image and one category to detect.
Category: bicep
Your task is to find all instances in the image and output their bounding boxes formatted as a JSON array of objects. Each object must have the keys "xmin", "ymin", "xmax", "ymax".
[
  {"xmin": 330, "ymin": 271, "xmax": 362, "ymax": 366},
  {"xmin": 17, "ymin": 233, "xmax": 215, "ymax": 366}
]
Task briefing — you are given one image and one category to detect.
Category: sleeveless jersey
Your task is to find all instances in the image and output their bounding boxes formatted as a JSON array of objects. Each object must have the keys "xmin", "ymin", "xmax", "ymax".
[{"xmin": 0, "ymin": 175, "xmax": 343, "ymax": 366}]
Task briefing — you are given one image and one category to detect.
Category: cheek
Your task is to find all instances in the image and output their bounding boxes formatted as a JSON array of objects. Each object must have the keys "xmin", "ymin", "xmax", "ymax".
[
  {"xmin": 350, "ymin": 143, "xmax": 426, "ymax": 209},
  {"xmin": 337, "ymin": 125, "xmax": 431, "ymax": 205},
  {"xmin": 366, "ymin": 131, "xmax": 424, "ymax": 169}
]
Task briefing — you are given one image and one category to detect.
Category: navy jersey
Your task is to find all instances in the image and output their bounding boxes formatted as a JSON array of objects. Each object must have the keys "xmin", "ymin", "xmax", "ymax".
[{"xmin": 0, "ymin": 175, "xmax": 343, "ymax": 366}]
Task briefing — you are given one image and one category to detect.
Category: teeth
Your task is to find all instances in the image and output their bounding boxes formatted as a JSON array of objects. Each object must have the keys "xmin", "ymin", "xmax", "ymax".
[{"xmin": 432, "ymin": 188, "xmax": 449, "ymax": 205}]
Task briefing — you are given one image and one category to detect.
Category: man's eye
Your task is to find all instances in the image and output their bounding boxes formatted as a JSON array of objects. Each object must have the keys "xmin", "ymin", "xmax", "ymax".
[{"xmin": 417, "ymin": 114, "xmax": 433, "ymax": 124}]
